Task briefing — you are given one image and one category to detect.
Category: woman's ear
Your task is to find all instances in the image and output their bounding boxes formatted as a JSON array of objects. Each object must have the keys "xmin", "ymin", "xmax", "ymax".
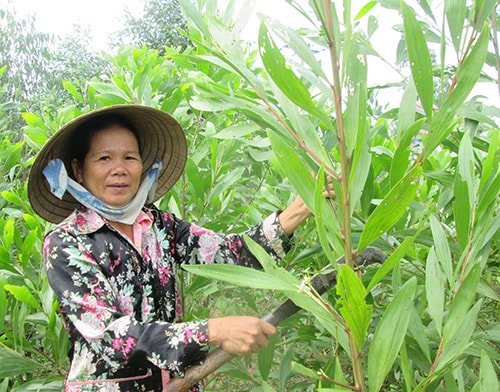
[{"xmin": 71, "ymin": 159, "xmax": 83, "ymax": 183}]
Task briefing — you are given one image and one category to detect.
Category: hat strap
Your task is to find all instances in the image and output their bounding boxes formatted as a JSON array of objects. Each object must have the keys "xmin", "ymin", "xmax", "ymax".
[{"xmin": 42, "ymin": 159, "xmax": 163, "ymax": 225}]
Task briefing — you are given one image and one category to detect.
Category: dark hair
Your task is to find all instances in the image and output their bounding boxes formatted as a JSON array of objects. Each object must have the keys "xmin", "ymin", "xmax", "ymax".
[{"xmin": 69, "ymin": 114, "xmax": 141, "ymax": 164}]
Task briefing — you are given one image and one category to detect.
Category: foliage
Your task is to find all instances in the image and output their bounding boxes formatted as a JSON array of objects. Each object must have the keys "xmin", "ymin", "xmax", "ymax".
[
  {"xmin": 174, "ymin": 0, "xmax": 500, "ymax": 390},
  {"xmin": 111, "ymin": 0, "xmax": 192, "ymax": 53},
  {"xmin": 0, "ymin": 0, "xmax": 499, "ymax": 391},
  {"xmin": 0, "ymin": 2, "xmax": 108, "ymax": 119}
]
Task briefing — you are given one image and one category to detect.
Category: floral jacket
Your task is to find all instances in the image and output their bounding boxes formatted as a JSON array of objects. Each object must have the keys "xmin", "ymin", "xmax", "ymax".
[{"xmin": 43, "ymin": 204, "xmax": 292, "ymax": 391}]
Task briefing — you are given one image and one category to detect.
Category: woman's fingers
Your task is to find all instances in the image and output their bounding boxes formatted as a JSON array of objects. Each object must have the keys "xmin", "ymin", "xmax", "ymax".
[{"xmin": 207, "ymin": 316, "xmax": 276, "ymax": 356}]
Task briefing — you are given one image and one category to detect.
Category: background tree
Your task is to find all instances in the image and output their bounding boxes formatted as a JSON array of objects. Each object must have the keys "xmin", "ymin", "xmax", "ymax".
[{"xmin": 111, "ymin": 0, "xmax": 192, "ymax": 53}]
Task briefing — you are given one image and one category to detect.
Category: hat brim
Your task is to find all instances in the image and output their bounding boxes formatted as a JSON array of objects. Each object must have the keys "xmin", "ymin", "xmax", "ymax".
[{"xmin": 28, "ymin": 104, "xmax": 187, "ymax": 224}]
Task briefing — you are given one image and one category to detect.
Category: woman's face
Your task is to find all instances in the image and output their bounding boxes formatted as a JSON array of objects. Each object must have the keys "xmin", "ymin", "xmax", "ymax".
[{"xmin": 72, "ymin": 125, "xmax": 143, "ymax": 207}]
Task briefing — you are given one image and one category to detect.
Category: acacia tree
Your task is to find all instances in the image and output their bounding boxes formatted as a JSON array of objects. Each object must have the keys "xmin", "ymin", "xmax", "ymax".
[
  {"xmin": 111, "ymin": 0, "xmax": 192, "ymax": 53},
  {"xmin": 174, "ymin": 0, "xmax": 499, "ymax": 390}
]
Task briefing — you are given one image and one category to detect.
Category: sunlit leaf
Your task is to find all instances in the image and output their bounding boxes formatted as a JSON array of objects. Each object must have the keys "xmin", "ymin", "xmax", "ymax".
[
  {"xmin": 182, "ymin": 264, "xmax": 294, "ymax": 291},
  {"xmin": 258, "ymin": 22, "xmax": 329, "ymax": 125},
  {"xmin": 402, "ymin": 2, "xmax": 434, "ymax": 120},
  {"xmin": 425, "ymin": 247, "xmax": 445, "ymax": 335},
  {"xmin": 3, "ymin": 218, "xmax": 15, "ymax": 250},
  {"xmin": 473, "ymin": 0, "xmax": 498, "ymax": 31},
  {"xmin": 4, "ymin": 285, "xmax": 40, "ymax": 309},
  {"xmin": 336, "ymin": 265, "xmax": 372, "ymax": 348},
  {"xmin": 445, "ymin": 0, "xmax": 466, "ymax": 52},
  {"xmin": 454, "ymin": 131, "xmax": 474, "ymax": 250},
  {"xmin": 429, "ymin": 214, "xmax": 453, "ymax": 285}
]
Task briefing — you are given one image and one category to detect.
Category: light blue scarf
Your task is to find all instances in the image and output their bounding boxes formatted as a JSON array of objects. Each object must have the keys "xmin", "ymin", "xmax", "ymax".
[{"xmin": 42, "ymin": 158, "xmax": 162, "ymax": 224}]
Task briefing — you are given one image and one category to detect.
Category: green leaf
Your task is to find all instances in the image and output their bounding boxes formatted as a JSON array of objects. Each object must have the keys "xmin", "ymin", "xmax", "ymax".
[
  {"xmin": 315, "ymin": 166, "xmax": 343, "ymax": 262},
  {"xmin": 268, "ymin": 132, "xmax": 342, "ymax": 254},
  {"xmin": 258, "ymin": 335, "xmax": 277, "ymax": 381},
  {"xmin": 437, "ymin": 300, "xmax": 481, "ymax": 368},
  {"xmin": 267, "ymin": 20, "xmax": 327, "ymax": 80},
  {"xmin": 423, "ymin": 23, "xmax": 489, "ymax": 159},
  {"xmin": 477, "ymin": 130, "xmax": 500, "ymax": 219},
  {"xmin": 0, "ymin": 344, "xmax": 43, "ymax": 378},
  {"xmin": 0, "ymin": 287, "xmax": 7, "ymax": 331},
  {"xmin": 367, "ymin": 235, "xmax": 416, "ymax": 292},
  {"xmin": 401, "ymin": 2, "xmax": 434, "ymax": 120},
  {"xmin": 344, "ymin": 40, "xmax": 368, "ymax": 155},
  {"xmin": 62, "ymin": 80, "xmax": 83, "ymax": 102},
  {"xmin": 182, "ymin": 264, "xmax": 295, "ymax": 292},
  {"xmin": 354, "ymin": 1, "xmax": 378, "ymax": 20},
  {"xmin": 442, "ymin": 264, "xmax": 481, "ymax": 343},
  {"xmin": 478, "ymin": 350, "xmax": 499, "ymax": 392},
  {"xmin": 4, "ymin": 285, "xmax": 40, "ymax": 309},
  {"xmin": 391, "ymin": 118, "xmax": 426, "ymax": 186},
  {"xmin": 358, "ymin": 165, "xmax": 422, "ymax": 250},
  {"xmin": 3, "ymin": 218, "xmax": 15, "ymax": 250},
  {"xmin": 178, "ymin": 0, "xmax": 210, "ymax": 37},
  {"xmin": 473, "ymin": 0, "xmax": 498, "ymax": 31},
  {"xmin": 258, "ymin": 22, "xmax": 328, "ymax": 124},
  {"xmin": 454, "ymin": 176, "xmax": 471, "ymax": 251},
  {"xmin": 368, "ymin": 277, "xmax": 417, "ymax": 392},
  {"xmin": 336, "ymin": 265, "xmax": 372, "ymax": 349},
  {"xmin": 425, "ymin": 247, "xmax": 445, "ymax": 335},
  {"xmin": 290, "ymin": 361, "xmax": 321, "ymax": 380},
  {"xmin": 445, "ymin": 0, "xmax": 466, "ymax": 52},
  {"xmin": 429, "ymin": 214, "xmax": 453, "ymax": 286},
  {"xmin": 454, "ymin": 131, "xmax": 474, "ymax": 250}
]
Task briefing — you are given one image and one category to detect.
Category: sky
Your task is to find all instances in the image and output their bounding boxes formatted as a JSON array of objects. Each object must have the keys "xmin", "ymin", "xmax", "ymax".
[{"xmin": 5, "ymin": 0, "xmax": 498, "ymax": 107}]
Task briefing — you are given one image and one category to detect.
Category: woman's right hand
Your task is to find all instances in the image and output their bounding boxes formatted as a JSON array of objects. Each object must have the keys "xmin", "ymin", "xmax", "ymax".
[{"xmin": 207, "ymin": 316, "xmax": 276, "ymax": 356}]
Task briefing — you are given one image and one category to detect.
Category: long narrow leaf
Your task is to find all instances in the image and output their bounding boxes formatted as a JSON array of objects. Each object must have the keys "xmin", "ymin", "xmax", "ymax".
[
  {"xmin": 442, "ymin": 264, "xmax": 481, "ymax": 343},
  {"xmin": 358, "ymin": 165, "xmax": 422, "ymax": 251},
  {"xmin": 478, "ymin": 350, "xmax": 500, "ymax": 392},
  {"xmin": 268, "ymin": 132, "xmax": 343, "ymax": 253},
  {"xmin": 337, "ymin": 265, "xmax": 372, "ymax": 349},
  {"xmin": 367, "ymin": 235, "xmax": 416, "ymax": 292},
  {"xmin": 445, "ymin": 0, "xmax": 466, "ymax": 52},
  {"xmin": 423, "ymin": 23, "xmax": 489, "ymax": 159},
  {"xmin": 0, "ymin": 345, "xmax": 43, "ymax": 378},
  {"xmin": 368, "ymin": 277, "xmax": 417, "ymax": 392},
  {"xmin": 437, "ymin": 300, "xmax": 482, "ymax": 368},
  {"xmin": 258, "ymin": 22, "xmax": 329, "ymax": 125},
  {"xmin": 430, "ymin": 214, "xmax": 453, "ymax": 286},
  {"xmin": 425, "ymin": 247, "xmax": 445, "ymax": 335},
  {"xmin": 402, "ymin": 2, "xmax": 434, "ymax": 120},
  {"xmin": 454, "ymin": 131, "xmax": 474, "ymax": 251}
]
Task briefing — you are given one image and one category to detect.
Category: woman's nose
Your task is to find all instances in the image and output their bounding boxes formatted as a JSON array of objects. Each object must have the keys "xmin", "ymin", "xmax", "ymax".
[{"xmin": 111, "ymin": 160, "xmax": 127, "ymax": 175}]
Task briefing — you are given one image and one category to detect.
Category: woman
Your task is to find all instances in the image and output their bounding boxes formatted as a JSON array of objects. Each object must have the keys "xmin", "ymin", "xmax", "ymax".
[{"xmin": 28, "ymin": 105, "xmax": 314, "ymax": 391}]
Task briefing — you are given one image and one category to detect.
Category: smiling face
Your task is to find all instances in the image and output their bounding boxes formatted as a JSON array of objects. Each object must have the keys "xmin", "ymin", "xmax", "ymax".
[{"xmin": 72, "ymin": 125, "xmax": 143, "ymax": 207}]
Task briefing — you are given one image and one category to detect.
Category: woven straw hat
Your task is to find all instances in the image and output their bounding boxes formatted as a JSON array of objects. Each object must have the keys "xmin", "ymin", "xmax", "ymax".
[{"xmin": 28, "ymin": 104, "xmax": 187, "ymax": 224}]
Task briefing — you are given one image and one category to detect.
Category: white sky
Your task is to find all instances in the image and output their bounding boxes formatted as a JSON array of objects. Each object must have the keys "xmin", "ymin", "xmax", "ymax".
[{"xmin": 5, "ymin": 0, "xmax": 498, "ymax": 107}]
